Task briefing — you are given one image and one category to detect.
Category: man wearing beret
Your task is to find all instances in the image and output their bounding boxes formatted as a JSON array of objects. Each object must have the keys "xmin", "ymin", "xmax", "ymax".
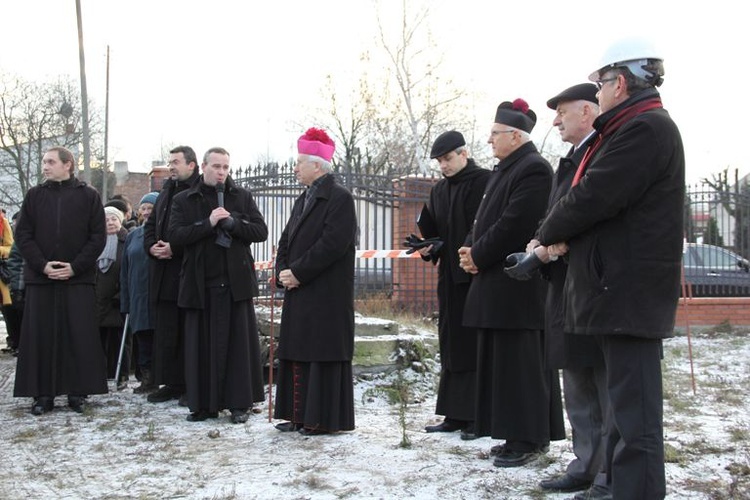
[
  {"xmin": 517, "ymin": 84, "xmax": 609, "ymax": 494},
  {"xmin": 536, "ymin": 38, "xmax": 684, "ymax": 499},
  {"xmin": 458, "ymin": 99, "xmax": 564, "ymax": 466},
  {"xmin": 420, "ymin": 131, "xmax": 490, "ymax": 435}
]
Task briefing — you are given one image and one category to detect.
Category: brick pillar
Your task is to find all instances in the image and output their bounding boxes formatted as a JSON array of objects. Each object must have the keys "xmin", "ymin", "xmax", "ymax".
[
  {"xmin": 149, "ymin": 166, "xmax": 170, "ymax": 191},
  {"xmin": 391, "ymin": 175, "xmax": 439, "ymax": 313}
]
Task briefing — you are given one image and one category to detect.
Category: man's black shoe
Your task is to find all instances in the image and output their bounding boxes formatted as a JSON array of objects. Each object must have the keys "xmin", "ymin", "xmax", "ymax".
[
  {"xmin": 493, "ymin": 449, "xmax": 541, "ymax": 468},
  {"xmin": 230, "ymin": 409, "xmax": 249, "ymax": 424},
  {"xmin": 186, "ymin": 410, "xmax": 218, "ymax": 422},
  {"xmin": 572, "ymin": 484, "xmax": 613, "ymax": 500},
  {"xmin": 68, "ymin": 396, "xmax": 85, "ymax": 414},
  {"xmin": 275, "ymin": 421, "xmax": 303, "ymax": 432},
  {"xmin": 539, "ymin": 474, "xmax": 591, "ymax": 493},
  {"xmin": 31, "ymin": 397, "xmax": 53, "ymax": 416},
  {"xmin": 491, "ymin": 442, "xmax": 548, "ymax": 456},
  {"xmin": 147, "ymin": 385, "xmax": 182, "ymax": 403},
  {"xmin": 425, "ymin": 419, "xmax": 463, "ymax": 433},
  {"xmin": 299, "ymin": 427, "xmax": 330, "ymax": 436}
]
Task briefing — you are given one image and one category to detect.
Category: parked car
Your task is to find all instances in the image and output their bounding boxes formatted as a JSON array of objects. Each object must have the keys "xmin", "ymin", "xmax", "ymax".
[{"xmin": 682, "ymin": 243, "xmax": 750, "ymax": 297}]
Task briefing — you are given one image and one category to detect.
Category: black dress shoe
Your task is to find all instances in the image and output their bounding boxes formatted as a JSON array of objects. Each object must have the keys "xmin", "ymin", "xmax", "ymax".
[
  {"xmin": 230, "ymin": 409, "xmax": 249, "ymax": 424},
  {"xmin": 31, "ymin": 397, "xmax": 53, "ymax": 416},
  {"xmin": 275, "ymin": 421, "xmax": 303, "ymax": 432},
  {"xmin": 572, "ymin": 484, "xmax": 613, "ymax": 500},
  {"xmin": 186, "ymin": 410, "xmax": 218, "ymax": 422},
  {"xmin": 68, "ymin": 395, "xmax": 85, "ymax": 414},
  {"xmin": 539, "ymin": 474, "xmax": 591, "ymax": 493},
  {"xmin": 425, "ymin": 420, "xmax": 463, "ymax": 433},
  {"xmin": 491, "ymin": 442, "xmax": 549, "ymax": 456},
  {"xmin": 147, "ymin": 385, "xmax": 183, "ymax": 403},
  {"xmin": 493, "ymin": 449, "xmax": 541, "ymax": 468},
  {"xmin": 299, "ymin": 427, "xmax": 331, "ymax": 436}
]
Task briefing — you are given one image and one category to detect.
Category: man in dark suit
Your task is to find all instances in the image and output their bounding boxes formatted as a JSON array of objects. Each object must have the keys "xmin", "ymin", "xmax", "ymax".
[
  {"xmin": 537, "ymin": 38, "xmax": 684, "ymax": 499},
  {"xmin": 273, "ymin": 127, "xmax": 357, "ymax": 436},
  {"xmin": 168, "ymin": 147, "xmax": 268, "ymax": 423},
  {"xmin": 143, "ymin": 146, "xmax": 199, "ymax": 404},
  {"xmin": 458, "ymin": 99, "xmax": 564, "ymax": 467},
  {"xmin": 514, "ymin": 84, "xmax": 609, "ymax": 494}
]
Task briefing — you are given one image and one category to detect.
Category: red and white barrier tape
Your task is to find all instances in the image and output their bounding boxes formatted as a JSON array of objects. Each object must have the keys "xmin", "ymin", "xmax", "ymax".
[{"xmin": 254, "ymin": 249, "xmax": 420, "ymax": 270}]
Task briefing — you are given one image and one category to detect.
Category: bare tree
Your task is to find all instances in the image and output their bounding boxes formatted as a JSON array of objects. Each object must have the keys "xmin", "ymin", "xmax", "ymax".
[
  {"xmin": 0, "ymin": 72, "xmax": 103, "ymax": 210},
  {"xmin": 374, "ymin": 0, "xmax": 465, "ymax": 174}
]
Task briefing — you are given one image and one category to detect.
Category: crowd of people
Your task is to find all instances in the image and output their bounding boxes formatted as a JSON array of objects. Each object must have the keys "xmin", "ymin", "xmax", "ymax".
[{"xmin": 2, "ymin": 37, "xmax": 682, "ymax": 499}]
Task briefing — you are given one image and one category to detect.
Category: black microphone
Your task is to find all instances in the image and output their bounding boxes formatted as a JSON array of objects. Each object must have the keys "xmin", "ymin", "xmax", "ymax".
[{"xmin": 216, "ymin": 182, "xmax": 225, "ymax": 208}]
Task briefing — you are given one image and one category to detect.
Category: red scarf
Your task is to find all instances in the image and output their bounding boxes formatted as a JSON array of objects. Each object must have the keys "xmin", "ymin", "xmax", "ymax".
[{"xmin": 571, "ymin": 97, "xmax": 663, "ymax": 186}]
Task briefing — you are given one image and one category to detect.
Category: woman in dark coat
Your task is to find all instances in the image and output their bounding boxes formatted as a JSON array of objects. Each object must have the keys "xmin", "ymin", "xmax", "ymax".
[
  {"xmin": 96, "ymin": 206, "xmax": 129, "ymax": 388},
  {"xmin": 121, "ymin": 192, "xmax": 159, "ymax": 393}
]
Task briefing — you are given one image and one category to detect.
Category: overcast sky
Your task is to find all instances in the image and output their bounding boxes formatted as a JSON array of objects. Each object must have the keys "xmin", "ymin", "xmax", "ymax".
[{"xmin": 0, "ymin": 0, "xmax": 746, "ymax": 184}]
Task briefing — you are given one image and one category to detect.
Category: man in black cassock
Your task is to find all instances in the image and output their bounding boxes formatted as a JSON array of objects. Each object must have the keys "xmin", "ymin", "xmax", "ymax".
[
  {"xmin": 418, "ymin": 131, "xmax": 490, "ymax": 436},
  {"xmin": 168, "ymin": 147, "xmax": 268, "ymax": 423},
  {"xmin": 14, "ymin": 146, "xmax": 107, "ymax": 415},
  {"xmin": 459, "ymin": 100, "xmax": 565, "ymax": 467},
  {"xmin": 273, "ymin": 127, "xmax": 357, "ymax": 435}
]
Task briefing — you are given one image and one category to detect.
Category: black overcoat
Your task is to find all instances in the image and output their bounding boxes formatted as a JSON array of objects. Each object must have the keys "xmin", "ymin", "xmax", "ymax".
[
  {"xmin": 537, "ymin": 89, "xmax": 685, "ymax": 339},
  {"xmin": 95, "ymin": 228, "xmax": 128, "ymax": 328},
  {"xmin": 275, "ymin": 174, "xmax": 357, "ymax": 362},
  {"xmin": 143, "ymin": 170, "xmax": 199, "ymax": 302},
  {"xmin": 422, "ymin": 160, "xmax": 490, "ymax": 371},
  {"xmin": 541, "ymin": 141, "xmax": 602, "ymax": 369},
  {"xmin": 167, "ymin": 177, "xmax": 268, "ymax": 309},
  {"xmin": 463, "ymin": 142, "xmax": 552, "ymax": 330}
]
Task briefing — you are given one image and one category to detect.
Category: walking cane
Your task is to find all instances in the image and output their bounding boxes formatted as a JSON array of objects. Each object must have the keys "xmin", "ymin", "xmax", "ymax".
[
  {"xmin": 268, "ymin": 246, "xmax": 277, "ymax": 422},
  {"xmin": 114, "ymin": 313, "xmax": 129, "ymax": 391},
  {"xmin": 679, "ymin": 249, "xmax": 697, "ymax": 395}
]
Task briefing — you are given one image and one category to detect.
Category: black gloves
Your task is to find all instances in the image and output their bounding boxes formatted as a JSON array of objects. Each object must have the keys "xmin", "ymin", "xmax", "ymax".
[
  {"xmin": 504, "ymin": 251, "xmax": 543, "ymax": 281},
  {"xmin": 219, "ymin": 216, "xmax": 235, "ymax": 231},
  {"xmin": 402, "ymin": 234, "xmax": 443, "ymax": 256}
]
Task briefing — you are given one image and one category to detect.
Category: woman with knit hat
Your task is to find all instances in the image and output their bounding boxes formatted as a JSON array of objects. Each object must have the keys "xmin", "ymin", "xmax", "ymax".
[
  {"xmin": 96, "ymin": 205, "xmax": 129, "ymax": 389},
  {"xmin": 121, "ymin": 192, "xmax": 160, "ymax": 394}
]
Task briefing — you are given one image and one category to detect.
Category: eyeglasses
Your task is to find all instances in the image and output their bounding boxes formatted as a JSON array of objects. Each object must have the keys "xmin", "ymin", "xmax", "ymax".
[
  {"xmin": 490, "ymin": 129, "xmax": 515, "ymax": 137},
  {"xmin": 595, "ymin": 77, "xmax": 618, "ymax": 90}
]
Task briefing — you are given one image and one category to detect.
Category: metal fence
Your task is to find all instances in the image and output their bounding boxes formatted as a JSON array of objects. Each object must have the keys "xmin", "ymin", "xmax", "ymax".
[
  {"xmin": 233, "ymin": 164, "xmax": 442, "ymax": 313},
  {"xmin": 234, "ymin": 165, "xmax": 750, "ymax": 309}
]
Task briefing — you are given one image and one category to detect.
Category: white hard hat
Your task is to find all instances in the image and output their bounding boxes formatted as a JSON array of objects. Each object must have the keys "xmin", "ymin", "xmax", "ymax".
[{"xmin": 589, "ymin": 36, "xmax": 664, "ymax": 83}]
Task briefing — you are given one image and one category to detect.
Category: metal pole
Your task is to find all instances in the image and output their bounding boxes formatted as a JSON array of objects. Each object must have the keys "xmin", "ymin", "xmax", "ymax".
[
  {"xmin": 114, "ymin": 314, "xmax": 129, "ymax": 390},
  {"xmin": 75, "ymin": 0, "xmax": 92, "ymax": 183},
  {"xmin": 268, "ymin": 246, "xmax": 276, "ymax": 422},
  {"xmin": 102, "ymin": 45, "xmax": 110, "ymax": 200}
]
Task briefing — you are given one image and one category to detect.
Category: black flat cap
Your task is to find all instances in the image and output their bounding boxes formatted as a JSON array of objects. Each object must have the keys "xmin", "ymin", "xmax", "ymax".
[
  {"xmin": 546, "ymin": 83, "xmax": 599, "ymax": 110},
  {"xmin": 430, "ymin": 130, "xmax": 466, "ymax": 159}
]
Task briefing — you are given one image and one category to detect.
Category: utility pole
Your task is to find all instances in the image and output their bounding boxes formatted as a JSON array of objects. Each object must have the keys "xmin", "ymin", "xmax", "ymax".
[
  {"xmin": 75, "ymin": 0, "xmax": 92, "ymax": 183},
  {"xmin": 103, "ymin": 45, "xmax": 110, "ymax": 201}
]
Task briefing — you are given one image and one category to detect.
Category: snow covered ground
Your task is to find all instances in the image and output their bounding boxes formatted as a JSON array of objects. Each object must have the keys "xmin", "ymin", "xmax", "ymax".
[{"xmin": 0, "ymin": 322, "xmax": 748, "ymax": 499}]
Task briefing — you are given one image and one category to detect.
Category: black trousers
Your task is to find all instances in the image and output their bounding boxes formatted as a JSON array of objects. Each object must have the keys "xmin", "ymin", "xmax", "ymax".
[{"xmin": 599, "ymin": 335, "xmax": 665, "ymax": 499}]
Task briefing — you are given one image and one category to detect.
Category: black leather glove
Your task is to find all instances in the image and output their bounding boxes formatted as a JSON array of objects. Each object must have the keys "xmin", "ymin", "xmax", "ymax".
[
  {"xmin": 503, "ymin": 251, "xmax": 543, "ymax": 281},
  {"xmin": 403, "ymin": 233, "xmax": 443, "ymax": 255},
  {"xmin": 219, "ymin": 216, "xmax": 235, "ymax": 231}
]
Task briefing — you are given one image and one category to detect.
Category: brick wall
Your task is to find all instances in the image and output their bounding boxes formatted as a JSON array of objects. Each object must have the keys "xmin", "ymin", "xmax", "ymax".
[
  {"xmin": 674, "ymin": 297, "xmax": 750, "ymax": 327},
  {"xmin": 391, "ymin": 176, "xmax": 439, "ymax": 313}
]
